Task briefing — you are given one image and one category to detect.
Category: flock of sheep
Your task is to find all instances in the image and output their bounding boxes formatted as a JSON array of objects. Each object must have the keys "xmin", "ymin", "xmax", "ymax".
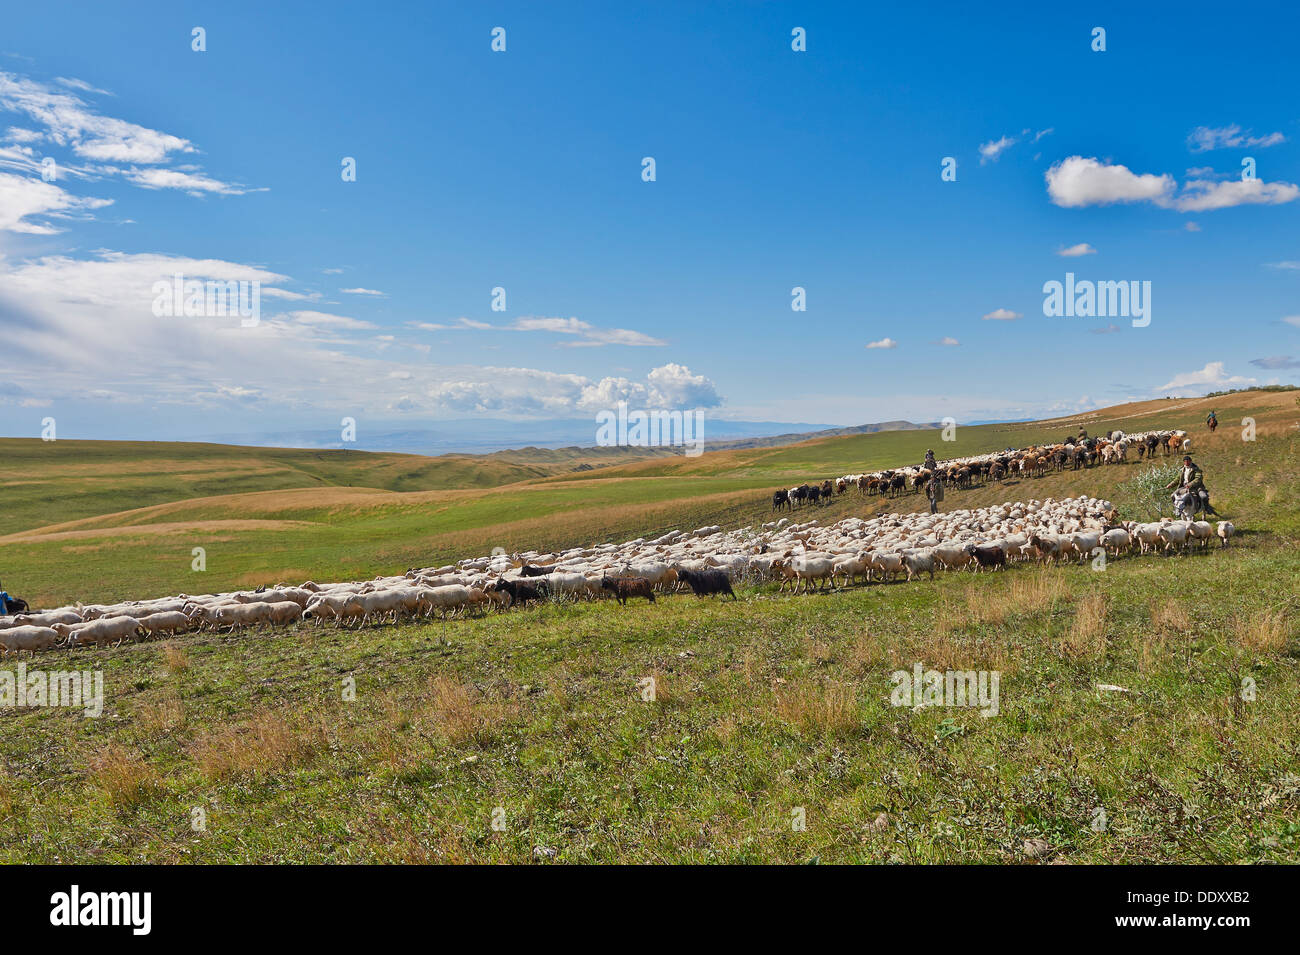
[
  {"xmin": 0, "ymin": 482, "xmax": 1235, "ymax": 656},
  {"xmin": 775, "ymin": 428, "xmax": 1190, "ymax": 507}
]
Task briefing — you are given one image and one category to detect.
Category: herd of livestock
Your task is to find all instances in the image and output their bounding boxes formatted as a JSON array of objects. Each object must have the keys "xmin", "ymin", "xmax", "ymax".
[
  {"xmin": 772, "ymin": 428, "xmax": 1190, "ymax": 508},
  {"xmin": 2, "ymin": 476, "xmax": 1235, "ymax": 658}
]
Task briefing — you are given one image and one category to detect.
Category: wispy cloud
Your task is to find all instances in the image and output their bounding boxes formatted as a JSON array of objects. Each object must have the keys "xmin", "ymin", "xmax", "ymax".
[
  {"xmin": 982, "ymin": 308, "xmax": 1021, "ymax": 321},
  {"xmin": 409, "ymin": 315, "xmax": 667, "ymax": 347},
  {"xmin": 1249, "ymin": 355, "xmax": 1300, "ymax": 369},
  {"xmin": 978, "ymin": 135, "xmax": 1016, "ymax": 164},
  {"xmin": 0, "ymin": 69, "xmax": 252, "ymax": 197},
  {"xmin": 1187, "ymin": 124, "xmax": 1285, "ymax": 153},
  {"xmin": 340, "ymin": 287, "xmax": 384, "ymax": 296}
]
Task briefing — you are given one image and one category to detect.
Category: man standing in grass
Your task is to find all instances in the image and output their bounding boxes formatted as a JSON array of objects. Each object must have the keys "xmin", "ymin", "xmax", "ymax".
[{"xmin": 926, "ymin": 475, "xmax": 943, "ymax": 514}]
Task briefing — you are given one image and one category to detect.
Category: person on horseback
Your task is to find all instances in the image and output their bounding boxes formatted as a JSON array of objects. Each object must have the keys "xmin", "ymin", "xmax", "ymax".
[
  {"xmin": 923, "ymin": 449, "xmax": 937, "ymax": 471},
  {"xmin": 1165, "ymin": 455, "xmax": 1217, "ymax": 518},
  {"xmin": 1207, "ymin": 410, "xmax": 1218, "ymax": 432}
]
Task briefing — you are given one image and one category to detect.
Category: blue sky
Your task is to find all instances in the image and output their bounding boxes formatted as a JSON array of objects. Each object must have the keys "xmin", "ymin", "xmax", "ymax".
[{"xmin": 2, "ymin": 0, "xmax": 1299, "ymax": 443}]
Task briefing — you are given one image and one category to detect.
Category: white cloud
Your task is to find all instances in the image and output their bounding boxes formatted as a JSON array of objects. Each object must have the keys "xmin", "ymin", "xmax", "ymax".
[
  {"xmin": 0, "ymin": 170, "xmax": 111, "ymax": 233},
  {"xmin": 54, "ymin": 77, "xmax": 113, "ymax": 96},
  {"xmin": 1168, "ymin": 176, "xmax": 1300, "ymax": 212},
  {"xmin": 1046, "ymin": 155, "xmax": 1297, "ymax": 212},
  {"xmin": 409, "ymin": 314, "xmax": 667, "ymax": 347},
  {"xmin": 1187, "ymin": 125, "xmax": 1285, "ymax": 153},
  {"xmin": 934, "ymin": 336, "xmax": 960, "ymax": 346},
  {"xmin": 282, "ymin": 310, "xmax": 375, "ymax": 330},
  {"xmin": 430, "ymin": 362, "xmax": 721, "ymax": 416},
  {"xmin": 1185, "ymin": 221, "xmax": 1202, "ymax": 232},
  {"xmin": 514, "ymin": 315, "xmax": 666, "ymax": 347},
  {"xmin": 978, "ymin": 135, "xmax": 1016, "ymax": 164},
  {"xmin": 1282, "ymin": 315, "xmax": 1300, "ymax": 328},
  {"xmin": 1046, "ymin": 156, "xmax": 1174, "ymax": 207},
  {"xmin": 1156, "ymin": 361, "xmax": 1257, "ymax": 395},
  {"xmin": 0, "ymin": 250, "xmax": 720, "ymax": 420},
  {"xmin": 0, "ymin": 70, "xmax": 249, "ymax": 195},
  {"xmin": 126, "ymin": 166, "xmax": 254, "ymax": 196},
  {"xmin": 866, "ymin": 337, "xmax": 897, "ymax": 349},
  {"xmin": 981, "ymin": 308, "xmax": 1021, "ymax": 321},
  {"xmin": 340, "ymin": 287, "xmax": 384, "ymax": 296},
  {"xmin": 1056, "ymin": 242, "xmax": 1097, "ymax": 257},
  {"xmin": 1267, "ymin": 261, "xmax": 1300, "ymax": 270}
]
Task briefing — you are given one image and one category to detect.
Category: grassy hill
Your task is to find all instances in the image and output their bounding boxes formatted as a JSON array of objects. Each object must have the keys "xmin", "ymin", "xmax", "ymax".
[
  {"xmin": 2, "ymin": 391, "xmax": 1296, "ymax": 606},
  {"xmin": 0, "ymin": 390, "xmax": 1297, "ymax": 862}
]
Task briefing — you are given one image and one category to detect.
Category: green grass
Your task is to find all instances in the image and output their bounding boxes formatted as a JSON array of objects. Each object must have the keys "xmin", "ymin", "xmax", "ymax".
[
  {"xmin": 2, "ymin": 537, "xmax": 1295, "ymax": 863},
  {"xmin": 1, "ymin": 392, "xmax": 1297, "ymax": 863},
  {"xmin": 5, "ymin": 391, "xmax": 1295, "ymax": 606}
]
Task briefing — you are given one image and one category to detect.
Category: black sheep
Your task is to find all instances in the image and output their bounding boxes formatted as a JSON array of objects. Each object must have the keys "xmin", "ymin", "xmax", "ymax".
[
  {"xmin": 677, "ymin": 568, "xmax": 736, "ymax": 600},
  {"xmin": 518, "ymin": 564, "xmax": 557, "ymax": 577},
  {"xmin": 490, "ymin": 578, "xmax": 548, "ymax": 606}
]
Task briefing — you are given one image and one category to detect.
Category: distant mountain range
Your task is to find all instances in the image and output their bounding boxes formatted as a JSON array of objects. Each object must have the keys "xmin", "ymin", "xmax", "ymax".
[{"xmin": 198, "ymin": 418, "xmax": 943, "ymax": 457}]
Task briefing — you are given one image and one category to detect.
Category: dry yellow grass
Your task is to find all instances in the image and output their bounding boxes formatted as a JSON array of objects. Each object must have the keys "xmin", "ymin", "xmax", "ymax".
[
  {"xmin": 849, "ymin": 630, "xmax": 883, "ymax": 671},
  {"xmin": 1008, "ymin": 572, "xmax": 1068, "ymax": 613},
  {"xmin": 161, "ymin": 642, "xmax": 189, "ymax": 674},
  {"xmin": 135, "ymin": 693, "xmax": 185, "ymax": 733},
  {"xmin": 773, "ymin": 680, "xmax": 858, "ymax": 734},
  {"xmin": 1063, "ymin": 593, "xmax": 1109, "ymax": 659},
  {"xmin": 1232, "ymin": 609, "xmax": 1290, "ymax": 654},
  {"xmin": 424, "ymin": 676, "xmax": 511, "ymax": 744},
  {"xmin": 90, "ymin": 744, "xmax": 161, "ymax": 808},
  {"xmin": 190, "ymin": 708, "xmax": 323, "ymax": 780},
  {"xmin": 1151, "ymin": 599, "xmax": 1190, "ymax": 636}
]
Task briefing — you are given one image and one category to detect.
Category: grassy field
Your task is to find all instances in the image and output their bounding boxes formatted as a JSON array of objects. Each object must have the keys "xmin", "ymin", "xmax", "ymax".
[
  {"xmin": 1, "ymin": 391, "xmax": 1298, "ymax": 863},
  {"xmin": 4, "ymin": 391, "xmax": 1296, "ymax": 606}
]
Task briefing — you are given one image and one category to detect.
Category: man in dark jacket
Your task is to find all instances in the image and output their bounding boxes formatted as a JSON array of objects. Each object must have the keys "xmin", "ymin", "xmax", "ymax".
[{"xmin": 926, "ymin": 476, "xmax": 943, "ymax": 514}]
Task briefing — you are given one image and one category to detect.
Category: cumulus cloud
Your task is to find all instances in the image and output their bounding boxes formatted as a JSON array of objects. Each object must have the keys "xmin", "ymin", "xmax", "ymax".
[
  {"xmin": 865, "ymin": 337, "xmax": 897, "ymax": 349},
  {"xmin": 1157, "ymin": 361, "xmax": 1256, "ymax": 395},
  {"xmin": 430, "ymin": 362, "xmax": 721, "ymax": 416},
  {"xmin": 1046, "ymin": 157, "xmax": 1174, "ymax": 207},
  {"xmin": 1046, "ymin": 155, "xmax": 1297, "ymax": 212},
  {"xmin": 1056, "ymin": 242, "xmax": 1097, "ymax": 257},
  {"xmin": 981, "ymin": 308, "xmax": 1021, "ymax": 321},
  {"xmin": 1187, "ymin": 125, "xmax": 1285, "ymax": 153}
]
